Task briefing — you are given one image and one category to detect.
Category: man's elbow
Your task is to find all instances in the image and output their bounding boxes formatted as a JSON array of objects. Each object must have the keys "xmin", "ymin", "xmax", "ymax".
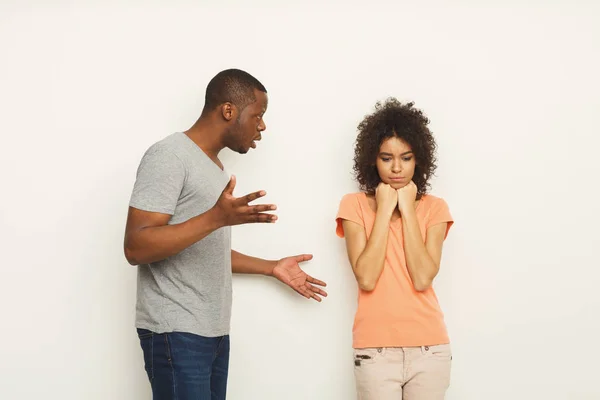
[{"xmin": 124, "ymin": 243, "xmax": 140, "ymax": 266}]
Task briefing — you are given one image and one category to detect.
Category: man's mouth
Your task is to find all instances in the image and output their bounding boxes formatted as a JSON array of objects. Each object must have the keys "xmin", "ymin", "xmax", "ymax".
[{"xmin": 250, "ymin": 135, "xmax": 262, "ymax": 149}]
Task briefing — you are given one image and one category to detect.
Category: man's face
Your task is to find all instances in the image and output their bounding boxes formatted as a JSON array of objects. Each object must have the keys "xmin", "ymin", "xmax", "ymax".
[{"xmin": 227, "ymin": 89, "xmax": 268, "ymax": 154}]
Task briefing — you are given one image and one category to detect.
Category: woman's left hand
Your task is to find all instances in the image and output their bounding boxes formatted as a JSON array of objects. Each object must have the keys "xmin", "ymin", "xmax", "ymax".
[{"xmin": 397, "ymin": 181, "xmax": 418, "ymax": 213}]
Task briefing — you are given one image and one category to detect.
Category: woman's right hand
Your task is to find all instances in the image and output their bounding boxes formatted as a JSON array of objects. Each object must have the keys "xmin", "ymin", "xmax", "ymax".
[{"xmin": 375, "ymin": 183, "xmax": 398, "ymax": 216}]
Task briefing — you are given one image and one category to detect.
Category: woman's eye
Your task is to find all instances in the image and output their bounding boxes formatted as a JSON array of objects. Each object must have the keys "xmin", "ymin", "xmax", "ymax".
[
  {"xmin": 381, "ymin": 158, "xmax": 391, "ymax": 162},
  {"xmin": 402, "ymin": 157, "xmax": 413, "ymax": 162}
]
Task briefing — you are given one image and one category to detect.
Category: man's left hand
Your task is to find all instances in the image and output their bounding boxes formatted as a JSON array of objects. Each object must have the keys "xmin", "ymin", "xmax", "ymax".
[{"xmin": 272, "ymin": 254, "xmax": 327, "ymax": 302}]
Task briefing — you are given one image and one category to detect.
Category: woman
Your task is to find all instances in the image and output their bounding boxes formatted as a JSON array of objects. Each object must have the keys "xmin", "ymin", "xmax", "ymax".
[{"xmin": 336, "ymin": 98, "xmax": 454, "ymax": 399}]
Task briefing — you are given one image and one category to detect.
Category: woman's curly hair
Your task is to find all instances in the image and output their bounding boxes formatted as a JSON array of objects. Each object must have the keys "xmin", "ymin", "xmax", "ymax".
[{"xmin": 353, "ymin": 98, "xmax": 437, "ymax": 198}]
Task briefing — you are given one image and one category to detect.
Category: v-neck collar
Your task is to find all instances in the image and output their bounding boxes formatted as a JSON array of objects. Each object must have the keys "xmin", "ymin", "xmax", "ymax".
[{"xmin": 179, "ymin": 132, "xmax": 225, "ymax": 173}]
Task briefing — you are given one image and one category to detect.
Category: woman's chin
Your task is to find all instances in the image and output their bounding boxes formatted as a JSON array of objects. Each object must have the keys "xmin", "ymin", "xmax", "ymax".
[{"xmin": 388, "ymin": 181, "xmax": 407, "ymax": 190}]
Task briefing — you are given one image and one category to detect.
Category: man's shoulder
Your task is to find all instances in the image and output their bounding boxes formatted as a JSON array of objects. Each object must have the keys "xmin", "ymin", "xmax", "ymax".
[
  {"xmin": 137, "ymin": 133, "xmax": 192, "ymax": 167},
  {"xmin": 145, "ymin": 132, "xmax": 184, "ymax": 154}
]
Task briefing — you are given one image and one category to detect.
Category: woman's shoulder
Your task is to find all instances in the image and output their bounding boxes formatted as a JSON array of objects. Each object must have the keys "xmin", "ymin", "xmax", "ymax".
[
  {"xmin": 421, "ymin": 193, "xmax": 446, "ymax": 204},
  {"xmin": 420, "ymin": 193, "xmax": 450, "ymax": 211},
  {"xmin": 342, "ymin": 191, "xmax": 365, "ymax": 198},
  {"xmin": 337, "ymin": 192, "xmax": 369, "ymax": 215},
  {"xmin": 339, "ymin": 192, "xmax": 366, "ymax": 203}
]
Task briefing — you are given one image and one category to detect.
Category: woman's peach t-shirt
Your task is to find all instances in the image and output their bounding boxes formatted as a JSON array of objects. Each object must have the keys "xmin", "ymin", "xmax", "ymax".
[{"xmin": 336, "ymin": 192, "xmax": 453, "ymax": 348}]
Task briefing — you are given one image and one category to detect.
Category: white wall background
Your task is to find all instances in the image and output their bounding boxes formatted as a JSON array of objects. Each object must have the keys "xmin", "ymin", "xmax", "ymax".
[{"xmin": 1, "ymin": 1, "xmax": 599, "ymax": 399}]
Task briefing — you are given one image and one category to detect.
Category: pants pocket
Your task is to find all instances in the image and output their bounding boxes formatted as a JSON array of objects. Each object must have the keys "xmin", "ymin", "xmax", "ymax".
[
  {"xmin": 137, "ymin": 329, "xmax": 154, "ymax": 382},
  {"xmin": 428, "ymin": 344, "xmax": 452, "ymax": 360},
  {"xmin": 353, "ymin": 348, "xmax": 381, "ymax": 366}
]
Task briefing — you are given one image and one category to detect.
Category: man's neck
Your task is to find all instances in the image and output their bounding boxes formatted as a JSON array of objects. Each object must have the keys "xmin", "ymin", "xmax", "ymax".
[{"xmin": 184, "ymin": 117, "xmax": 226, "ymax": 162}]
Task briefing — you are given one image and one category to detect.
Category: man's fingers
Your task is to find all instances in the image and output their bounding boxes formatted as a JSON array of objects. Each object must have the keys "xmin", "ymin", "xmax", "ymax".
[
  {"xmin": 303, "ymin": 286, "xmax": 322, "ymax": 302},
  {"xmin": 290, "ymin": 282, "xmax": 325, "ymax": 302},
  {"xmin": 295, "ymin": 286, "xmax": 311, "ymax": 299},
  {"xmin": 248, "ymin": 204, "xmax": 277, "ymax": 213},
  {"xmin": 240, "ymin": 190, "xmax": 267, "ymax": 205},
  {"xmin": 307, "ymin": 284, "xmax": 328, "ymax": 297},
  {"xmin": 223, "ymin": 175, "xmax": 236, "ymax": 195},
  {"xmin": 309, "ymin": 292, "xmax": 322, "ymax": 302},
  {"xmin": 233, "ymin": 204, "xmax": 278, "ymax": 223},
  {"xmin": 294, "ymin": 254, "xmax": 313, "ymax": 263},
  {"xmin": 245, "ymin": 212, "xmax": 278, "ymax": 223},
  {"xmin": 306, "ymin": 275, "xmax": 326, "ymax": 287}
]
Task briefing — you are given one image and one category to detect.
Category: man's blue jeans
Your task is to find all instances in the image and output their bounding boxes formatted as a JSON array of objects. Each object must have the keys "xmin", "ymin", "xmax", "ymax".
[{"xmin": 137, "ymin": 328, "xmax": 230, "ymax": 400}]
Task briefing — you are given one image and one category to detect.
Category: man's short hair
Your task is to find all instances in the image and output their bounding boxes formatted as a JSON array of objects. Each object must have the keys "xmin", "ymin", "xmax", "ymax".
[{"xmin": 203, "ymin": 69, "xmax": 267, "ymax": 112}]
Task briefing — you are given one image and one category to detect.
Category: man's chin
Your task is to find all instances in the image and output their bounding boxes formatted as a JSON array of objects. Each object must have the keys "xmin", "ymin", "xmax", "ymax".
[{"xmin": 228, "ymin": 145, "xmax": 249, "ymax": 154}]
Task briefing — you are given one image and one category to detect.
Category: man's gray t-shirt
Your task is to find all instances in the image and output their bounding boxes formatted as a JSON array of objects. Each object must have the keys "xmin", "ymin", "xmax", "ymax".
[{"xmin": 129, "ymin": 132, "xmax": 232, "ymax": 337}]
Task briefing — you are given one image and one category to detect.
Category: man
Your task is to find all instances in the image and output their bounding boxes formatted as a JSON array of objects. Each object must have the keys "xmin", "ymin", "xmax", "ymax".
[{"xmin": 124, "ymin": 69, "xmax": 327, "ymax": 399}]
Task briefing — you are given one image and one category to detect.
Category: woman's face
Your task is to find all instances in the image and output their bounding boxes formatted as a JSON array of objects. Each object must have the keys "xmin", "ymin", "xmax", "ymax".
[{"xmin": 375, "ymin": 136, "xmax": 416, "ymax": 190}]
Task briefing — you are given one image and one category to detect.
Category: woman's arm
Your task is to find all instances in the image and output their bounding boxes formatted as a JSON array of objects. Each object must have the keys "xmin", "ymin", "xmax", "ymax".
[
  {"xmin": 397, "ymin": 182, "xmax": 449, "ymax": 291},
  {"xmin": 401, "ymin": 206, "xmax": 448, "ymax": 291},
  {"xmin": 342, "ymin": 185, "xmax": 397, "ymax": 291}
]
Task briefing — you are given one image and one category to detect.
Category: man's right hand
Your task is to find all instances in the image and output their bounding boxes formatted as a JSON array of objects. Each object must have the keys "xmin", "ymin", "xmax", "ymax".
[{"xmin": 212, "ymin": 175, "xmax": 278, "ymax": 227}]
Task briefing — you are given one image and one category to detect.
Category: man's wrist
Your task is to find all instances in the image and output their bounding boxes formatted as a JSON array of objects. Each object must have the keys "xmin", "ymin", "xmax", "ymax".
[
  {"xmin": 205, "ymin": 206, "xmax": 225, "ymax": 229},
  {"xmin": 265, "ymin": 260, "xmax": 277, "ymax": 276}
]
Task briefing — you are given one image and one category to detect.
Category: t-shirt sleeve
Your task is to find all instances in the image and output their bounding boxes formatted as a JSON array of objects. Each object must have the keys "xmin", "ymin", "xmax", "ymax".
[
  {"xmin": 427, "ymin": 197, "xmax": 454, "ymax": 239},
  {"xmin": 335, "ymin": 194, "xmax": 364, "ymax": 238},
  {"xmin": 129, "ymin": 145, "xmax": 186, "ymax": 215}
]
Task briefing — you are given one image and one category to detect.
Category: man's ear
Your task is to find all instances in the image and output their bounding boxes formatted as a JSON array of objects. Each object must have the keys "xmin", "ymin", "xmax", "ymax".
[{"xmin": 220, "ymin": 102, "xmax": 236, "ymax": 122}]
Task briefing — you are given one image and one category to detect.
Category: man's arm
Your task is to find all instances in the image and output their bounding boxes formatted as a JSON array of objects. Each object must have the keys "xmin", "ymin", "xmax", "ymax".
[
  {"xmin": 124, "ymin": 207, "xmax": 222, "ymax": 265},
  {"xmin": 124, "ymin": 175, "xmax": 276, "ymax": 265},
  {"xmin": 231, "ymin": 250, "xmax": 328, "ymax": 302},
  {"xmin": 231, "ymin": 250, "xmax": 276, "ymax": 275}
]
